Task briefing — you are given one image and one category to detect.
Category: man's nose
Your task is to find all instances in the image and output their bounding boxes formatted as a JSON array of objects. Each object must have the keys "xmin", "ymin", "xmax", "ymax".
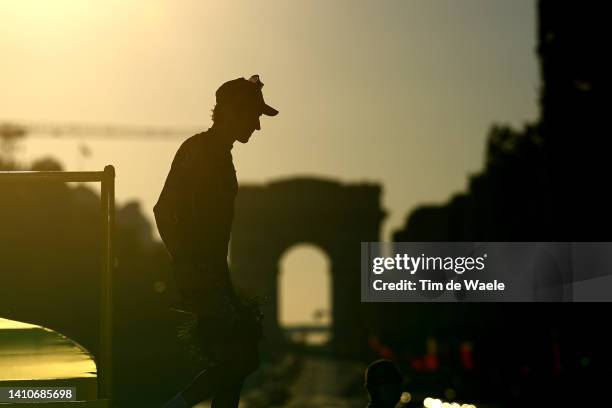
[{"xmin": 255, "ymin": 118, "xmax": 261, "ymax": 131}]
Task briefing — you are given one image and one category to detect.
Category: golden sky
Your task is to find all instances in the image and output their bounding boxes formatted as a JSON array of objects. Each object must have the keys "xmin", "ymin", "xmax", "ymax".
[{"xmin": 1, "ymin": 0, "xmax": 538, "ymax": 323}]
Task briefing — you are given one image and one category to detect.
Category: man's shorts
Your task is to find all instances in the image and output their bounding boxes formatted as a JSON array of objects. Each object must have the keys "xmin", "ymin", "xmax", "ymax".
[{"xmin": 171, "ymin": 258, "xmax": 265, "ymax": 376}]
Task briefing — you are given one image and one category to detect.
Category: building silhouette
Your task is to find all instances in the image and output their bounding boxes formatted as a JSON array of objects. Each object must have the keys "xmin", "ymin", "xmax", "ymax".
[{"xmin": 231, "ymin": 177, "xmax": 385, "ymax": 358}]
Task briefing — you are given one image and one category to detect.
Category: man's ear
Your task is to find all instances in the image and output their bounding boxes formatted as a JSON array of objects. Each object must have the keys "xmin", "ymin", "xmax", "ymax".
[
  {"xmin": 215, "ymin": 104, "xmax": 235, "ymax": 124},
  {"xmin": 226, "ymin": 104, "xmax": 241, "ymax": 119}
]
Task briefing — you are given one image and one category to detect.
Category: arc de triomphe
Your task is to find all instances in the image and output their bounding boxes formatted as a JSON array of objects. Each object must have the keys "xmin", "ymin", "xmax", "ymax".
[{"xmin": 230, "ymin": 177, "xmax": 385, "ymax": 357}]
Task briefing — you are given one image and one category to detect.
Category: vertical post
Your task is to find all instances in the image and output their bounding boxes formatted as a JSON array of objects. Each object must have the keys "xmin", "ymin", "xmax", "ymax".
[{"xmin": 99, "ymin": 165, "xmax": 115, "ymax": 405}]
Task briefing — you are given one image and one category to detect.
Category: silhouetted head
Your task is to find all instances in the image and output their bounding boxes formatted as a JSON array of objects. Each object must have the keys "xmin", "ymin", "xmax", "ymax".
[
  {"xmin": 364, "ymin": 359, "xmax": 403, "ymax": 408},
  {"xmin": 211, "ymin": 75, "xmax": 278, "ymax": 144}
]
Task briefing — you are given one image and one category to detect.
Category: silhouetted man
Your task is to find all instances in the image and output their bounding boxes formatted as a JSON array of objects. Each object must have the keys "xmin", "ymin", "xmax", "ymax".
[
  {"xmin": 364, "ymin": 359, "xmax": 404, "ymax": 408},
  {"xmin": 154, "ymin": 74, "xmax": 278, "ymax": 408}
]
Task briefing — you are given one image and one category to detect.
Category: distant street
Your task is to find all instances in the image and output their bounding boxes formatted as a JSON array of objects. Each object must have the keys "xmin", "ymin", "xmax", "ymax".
[
  {"xmin": 195, "ymin": 355, "xmax": 367, "ymax": 408},
  {"xmin": 276, "ymin": 356, "xmax": 367, "ymax": 408}
]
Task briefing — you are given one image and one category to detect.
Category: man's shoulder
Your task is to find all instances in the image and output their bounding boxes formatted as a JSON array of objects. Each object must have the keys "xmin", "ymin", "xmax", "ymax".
[
  {"xmin": 172, "ymin": 131, "xmax": 210, "ymax": 168},
  {"xmin": 178, "ymin": 131, "xmax": 207, "ymax": 151}
]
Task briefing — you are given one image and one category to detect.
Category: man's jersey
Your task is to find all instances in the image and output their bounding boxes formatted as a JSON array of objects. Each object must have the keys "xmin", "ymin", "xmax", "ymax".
[{"xmin": 154, "ymin": 128, "xmax": 238, "ymax": 266}]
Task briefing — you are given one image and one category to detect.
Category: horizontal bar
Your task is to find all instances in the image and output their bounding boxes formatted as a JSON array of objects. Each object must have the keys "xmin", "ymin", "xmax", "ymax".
[
  {"xmin": 0, "ymin": 171, "xmax": 104, "ymax": 183},
  {"xmin": 26, "ymin": 123, "xmax": 196, "ymax": 138}
]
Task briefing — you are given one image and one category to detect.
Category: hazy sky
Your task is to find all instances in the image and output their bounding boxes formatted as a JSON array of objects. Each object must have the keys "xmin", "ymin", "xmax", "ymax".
[{"xmin": 1, "ymin": 1, "xmax": 538, "ymax": 323}]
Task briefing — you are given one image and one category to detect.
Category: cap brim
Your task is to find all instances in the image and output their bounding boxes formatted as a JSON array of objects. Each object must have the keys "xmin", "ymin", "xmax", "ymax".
[{"xmin": 261, "ymin": 103, "xmax": 279, "ymax": 116}]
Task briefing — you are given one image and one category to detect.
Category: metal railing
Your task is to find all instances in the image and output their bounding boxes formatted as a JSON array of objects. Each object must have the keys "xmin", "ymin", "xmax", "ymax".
[{"xmin": 0, "ymin": 165, "xmax": 115, "ymax": 407}]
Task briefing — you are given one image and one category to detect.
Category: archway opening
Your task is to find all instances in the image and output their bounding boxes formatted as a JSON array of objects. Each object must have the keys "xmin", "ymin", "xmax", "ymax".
[{"xmin": 278, "ymin": 244, "xmax": 332, "ymax": 346}]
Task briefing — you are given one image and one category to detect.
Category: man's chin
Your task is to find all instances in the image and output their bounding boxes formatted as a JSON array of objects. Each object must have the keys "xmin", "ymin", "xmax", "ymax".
[{"xmin": 237, "ymin": 134, "xmax": 252, "ymax": 143}]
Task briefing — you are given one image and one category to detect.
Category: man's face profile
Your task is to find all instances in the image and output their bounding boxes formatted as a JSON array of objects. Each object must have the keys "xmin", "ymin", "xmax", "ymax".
[{"xmin": 228, "ymin": 105, "xmax": 262, "ymax": 144}]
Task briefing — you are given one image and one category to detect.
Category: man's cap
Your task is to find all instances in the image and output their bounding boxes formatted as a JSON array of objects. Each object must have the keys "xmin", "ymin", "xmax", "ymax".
[
  {"xmin": 364, "ymin": 359, "xmax": 402, "ymax": 387},
  {"xmin": 216, "ymin": 75, "xmax": 279, "ymax": 116}
]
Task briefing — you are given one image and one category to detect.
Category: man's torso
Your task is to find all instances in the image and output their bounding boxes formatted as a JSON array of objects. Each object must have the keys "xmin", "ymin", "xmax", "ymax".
[{"xmin": 156, "ymin": 129, "xmax": 238, "ymax": 264}]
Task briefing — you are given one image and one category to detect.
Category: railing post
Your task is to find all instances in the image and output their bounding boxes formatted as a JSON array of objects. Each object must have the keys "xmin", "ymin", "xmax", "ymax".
[
  {"xmin": 99, "ymin": 165, "xmax": 115, "ymax": 406},
  {"xmin": 1, "ymin": 167, "xmax": 115, "ymax": 407}
]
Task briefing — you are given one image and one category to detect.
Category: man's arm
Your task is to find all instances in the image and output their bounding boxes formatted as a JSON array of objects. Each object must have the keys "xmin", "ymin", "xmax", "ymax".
[
  {"xmin": 154, "ymin": 137, "xmax": 197, "ymax": 261},
  {"xmin": 153, "ymin": 186, "xmax": 181, "ymax": 262}
]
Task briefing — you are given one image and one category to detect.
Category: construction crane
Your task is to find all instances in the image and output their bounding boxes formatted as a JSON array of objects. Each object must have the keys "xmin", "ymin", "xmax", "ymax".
[{"xmin": 0, "ymin": 121, "xmax": 200, "ymax": 140}]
